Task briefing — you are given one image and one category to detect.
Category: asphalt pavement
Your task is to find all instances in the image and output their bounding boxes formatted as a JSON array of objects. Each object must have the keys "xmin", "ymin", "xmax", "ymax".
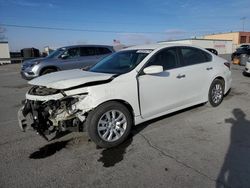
[{"xmin": 0, "ymin": 63, "xmax": 250, "ymax": 188}]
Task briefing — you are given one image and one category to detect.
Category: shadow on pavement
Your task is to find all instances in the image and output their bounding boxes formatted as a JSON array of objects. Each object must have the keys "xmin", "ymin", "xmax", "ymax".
[
  {"xmin": 50, "ymin": 130, "xmax": 71, "ymax": 141},
  {"xmin": 216, "ymin": 108, "xmax": 250, "ymax": 188},
  {"xmin": 29, "ymin": 103, "xmax": 207, "ymax": 164},
  {"xmin": 29, "ymin": 139, "xmax": 72, "ymax": 159},
  {"xmin": 97, "ymin": 135, "xmax": 133, "ymax": 167},
  {"xmin": 97, "ymin": 104, "xmax": 205, "ymax": 167}
]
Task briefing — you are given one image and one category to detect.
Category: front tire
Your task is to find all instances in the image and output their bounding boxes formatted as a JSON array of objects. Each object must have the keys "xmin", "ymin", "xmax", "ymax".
[
  {"xmin": 208, "ymin": 79, "xmax": 224, "ymax": 107},
  {"xmin": 40, "ymin": 68, "xmax": 57, "ymax": 76},
  {"xmin": 86, "ymin": 102, "xmax": 132, "ymax": 148}
]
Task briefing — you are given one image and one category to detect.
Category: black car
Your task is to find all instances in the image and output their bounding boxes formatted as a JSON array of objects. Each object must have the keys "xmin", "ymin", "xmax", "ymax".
[
  {"xmin": 206, "ymin": 48, "xmax": 218, "ymax": 55},
  {"xmin": 231, "ymin": 45, "xmax": 250, "ymax": 60}
]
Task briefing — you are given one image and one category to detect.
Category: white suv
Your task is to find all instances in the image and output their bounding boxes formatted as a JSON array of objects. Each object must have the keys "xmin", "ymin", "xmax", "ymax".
[{"xmin": 18, "ymin": 44, "xmax": 232, "ymax": 148}]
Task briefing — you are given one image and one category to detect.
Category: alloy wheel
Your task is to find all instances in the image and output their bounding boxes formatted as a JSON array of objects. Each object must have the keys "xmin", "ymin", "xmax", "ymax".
[
  {"xmin": 211, "ymin": 83, "xmax": 223, "ymax": 104},
  {"xmin": 97, "ymin": 110, "xmax": 127, "ymax": 142}
]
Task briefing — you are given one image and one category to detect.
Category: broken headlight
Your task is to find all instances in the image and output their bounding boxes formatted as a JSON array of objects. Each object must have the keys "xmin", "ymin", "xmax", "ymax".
[{"xmin": 29, "ymin": 86, "xmax": 60, "ymax": 96}]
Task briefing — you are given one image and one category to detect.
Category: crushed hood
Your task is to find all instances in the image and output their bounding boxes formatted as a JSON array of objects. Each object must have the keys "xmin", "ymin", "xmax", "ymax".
[{"xmin": 29, "ymin": 69, "xmax": 115, "ymax": 90}]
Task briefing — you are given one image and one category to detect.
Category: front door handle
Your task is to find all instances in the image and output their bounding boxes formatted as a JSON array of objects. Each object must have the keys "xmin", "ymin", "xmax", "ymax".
[
  {"xmin": 176, "ymin": 74, "xmax": 186, "ymax": 79},
  {"xmin": 206, "ymin": 67, "xmax": 213, "ymax": 70}
]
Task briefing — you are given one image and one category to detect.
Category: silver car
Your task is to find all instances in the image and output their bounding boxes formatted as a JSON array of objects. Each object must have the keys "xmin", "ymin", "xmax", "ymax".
[{"xmin": 20, "ymin": 45, "xmax": 114, "ymax": 80}]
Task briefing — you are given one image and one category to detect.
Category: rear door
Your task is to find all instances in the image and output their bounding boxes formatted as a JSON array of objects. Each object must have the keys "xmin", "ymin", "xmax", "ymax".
[
  {"xmin": 79, "ymin": 47, "xmax": 97, "ymax": 69},
  {"xmin": 176, "ymin": 46, "xmax": 213, "ymax": 104}
]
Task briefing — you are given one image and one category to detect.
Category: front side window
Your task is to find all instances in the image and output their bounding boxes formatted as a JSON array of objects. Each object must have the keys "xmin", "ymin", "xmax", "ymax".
[
  {"xmin": 47, "ymin": 48, "xmax": 65, "ymax": 58},
  {"xmin": 90, "ymin": 50, "xmax": 151, "ymax": 74},
  {"xmin": 180, "ymin": 47, "xmax": 211, "ymax": 66},
  {"xmin": 145, "ymin": 48, "xmax": 178, "ymax": 70},
  {"xmin": 64, "ymin": 48, "xmax": 80, "ymax": 58}
]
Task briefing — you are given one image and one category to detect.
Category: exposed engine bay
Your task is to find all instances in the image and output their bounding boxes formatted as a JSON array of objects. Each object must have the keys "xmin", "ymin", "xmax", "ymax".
[{"xmin": 18, "ymin": 86, "xmax": 87, "ymax": 141}]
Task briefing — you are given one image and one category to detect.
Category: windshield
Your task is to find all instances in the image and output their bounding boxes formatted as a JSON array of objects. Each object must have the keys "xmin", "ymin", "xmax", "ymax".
[
  {"xmin": 90, "ymin": 50, "xmax": 151, "ymax": 74},
  {"xmin": 47, "ymin": 48, "xmax": 65, "ymax": 58}
]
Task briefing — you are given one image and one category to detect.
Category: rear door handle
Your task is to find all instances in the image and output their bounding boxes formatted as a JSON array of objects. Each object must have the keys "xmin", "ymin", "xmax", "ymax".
[
  {"xmin": 206, "ymin": 67, "xmax": 213, "ymax": 70},
  {"xmin": 176, "ymin": 74, "xmax": 186, "ymax": 79}
]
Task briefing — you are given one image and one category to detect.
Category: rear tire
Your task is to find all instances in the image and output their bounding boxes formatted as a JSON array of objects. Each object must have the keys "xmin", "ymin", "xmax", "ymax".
[
  {"xmin": 86, "ymin": 101, "xmax": 132, "ymax": 148},
  {"xmin": 208, "ymin": 79, "xmax": 224, "ymax": 107},
  {"xmin": 40, "ymin": 68, "xmax": 57, "ymax": 75}
]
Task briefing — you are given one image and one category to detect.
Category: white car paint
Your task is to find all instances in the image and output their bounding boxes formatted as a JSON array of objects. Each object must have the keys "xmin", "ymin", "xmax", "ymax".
[
  {"xmin": 244, "ymin": 60, "xmax": 250, "ymax": 75},
  {"xmin": 21, "ymin": 43, "xmax": 232, "ymax": 132},
  {"xmin": 28, "ymin": 69, "xmax": 115, "ymax": 90}
]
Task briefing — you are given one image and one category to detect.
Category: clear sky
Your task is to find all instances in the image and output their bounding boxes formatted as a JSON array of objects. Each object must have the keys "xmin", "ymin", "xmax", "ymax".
[{"xmin": 0, "ymin": 0, "xmax": 249, "ymax": 51}]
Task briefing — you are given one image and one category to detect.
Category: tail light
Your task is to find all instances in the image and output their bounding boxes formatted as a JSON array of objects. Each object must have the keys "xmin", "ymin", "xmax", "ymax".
[{"xmin": 224, "ymin": 62, "xmax": 231, "ymax": 70}]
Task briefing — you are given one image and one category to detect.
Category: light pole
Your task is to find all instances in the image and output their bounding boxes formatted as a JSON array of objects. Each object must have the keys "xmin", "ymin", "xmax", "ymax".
[{"xmin": 240, "ymin": 17, "xmax": 246, "ymax": 31}]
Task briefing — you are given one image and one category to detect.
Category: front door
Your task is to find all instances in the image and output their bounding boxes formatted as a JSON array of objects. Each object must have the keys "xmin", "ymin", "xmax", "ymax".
[
  {"xmin": 138, "ymin": 47, "xmax": 185, "ymax": 119},
  {"xmin": 59, "ymin": 47, "xmax": 82, "ymax": 70}
]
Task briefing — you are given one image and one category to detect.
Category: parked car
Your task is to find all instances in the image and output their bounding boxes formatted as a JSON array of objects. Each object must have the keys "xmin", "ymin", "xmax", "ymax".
[
  {"xmin": 243, "ymin": 58, "xmax": 250, "ymax": 76},
  {"xmin": 21, "ymin": 48, "xmax": 40, "ymax": 59},
  {"xmin": 20, "ymin": 45, "xmax": 114, "ymax": 80},
  {"xmin": 205, "ymin": 48, "xmax": 218, "ymax": 55},
  {"xmin": 18, "ymin": 44, "xmax": 232, "ymax": 148},
  {"xmin": 231, "ymin": 45, "xmax": 250, "ymax": 65}
]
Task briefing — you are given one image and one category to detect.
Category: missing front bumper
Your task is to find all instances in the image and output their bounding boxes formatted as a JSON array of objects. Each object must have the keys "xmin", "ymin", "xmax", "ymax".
[{"xmin": 17, "ymin": 99, "xmax": 86, "ymax": 141}]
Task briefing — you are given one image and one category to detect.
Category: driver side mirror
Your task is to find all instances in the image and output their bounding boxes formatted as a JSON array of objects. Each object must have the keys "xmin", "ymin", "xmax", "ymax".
[
  {"xmin": 61, "ymin": 54, "xmax": 69, "ymax": 59},
  {"xmin": 143, "ymin": 65, "xmax": 163, "ymax": 75}
]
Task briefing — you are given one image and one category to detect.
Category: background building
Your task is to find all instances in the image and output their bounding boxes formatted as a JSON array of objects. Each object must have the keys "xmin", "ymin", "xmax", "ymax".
[
  {"xmin": 159, "ymin": 38, "xmax": 233, "ymax": 54},
  {"xmin": 203, "ymin": 31, "xmax": 250, "ymax": 51},
  {"xmin": 0, "ymin": 41, "xmax": 11, "ymax": 64}
]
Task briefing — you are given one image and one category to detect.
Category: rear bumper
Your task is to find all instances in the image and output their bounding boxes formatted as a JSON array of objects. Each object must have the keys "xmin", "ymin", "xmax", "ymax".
[
  {"xmin": 245, "ymin": 63, "xmax": 250, "ymax": 72},
  {"xmin": 243, "ymin": 69, "xmax": 250, "ymax": 77},
  {"xmin": 224, "ymin": 70, "xmax": 232, "ymax": 94}
]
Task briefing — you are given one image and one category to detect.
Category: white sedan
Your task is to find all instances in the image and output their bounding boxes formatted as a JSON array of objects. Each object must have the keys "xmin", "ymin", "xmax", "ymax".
[
  {"xmin": 243, "ymin": 58, "xmax": 250, "ymax": 76},
  {"xmin": 18, "ymin": 43, "xmax": 232, "ymax": 148}
]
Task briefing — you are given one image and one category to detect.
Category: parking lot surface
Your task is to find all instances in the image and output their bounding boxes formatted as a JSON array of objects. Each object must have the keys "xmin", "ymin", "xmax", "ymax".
[{"xmin": 0, "ymin": 64, "xmax": 249, "ymax": 188}]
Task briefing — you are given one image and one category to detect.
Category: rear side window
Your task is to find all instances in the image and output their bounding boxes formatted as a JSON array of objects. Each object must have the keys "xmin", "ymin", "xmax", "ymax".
[
  {"xmin": 80, "ymin": 47, "xmax": 112, "ymax": 56},
  {"xmin": 180, "ymin": 47, "xmax": 212, "ymax": 66},
  {"xmin": 80, "ymin": 47, "xmax": 97, "ymax": 56},
  {"xmin": 98, "ymin": 47, "xmax": 112, "ymax": 55}
]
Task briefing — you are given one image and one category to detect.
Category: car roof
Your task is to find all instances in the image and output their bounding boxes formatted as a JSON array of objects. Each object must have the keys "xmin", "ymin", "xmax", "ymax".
[
  {"xmin": 123, "ymin": 43, "xmax": 198, "ymax": 51},
  {"xmin": 60, "ymin": 44, "xmax": 113, "ymax": 49}
]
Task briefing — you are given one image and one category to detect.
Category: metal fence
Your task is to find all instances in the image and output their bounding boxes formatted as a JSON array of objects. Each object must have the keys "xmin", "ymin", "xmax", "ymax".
[{"xmin": 0, "ymin": 58, "xmax": 24, "ymax": 65}]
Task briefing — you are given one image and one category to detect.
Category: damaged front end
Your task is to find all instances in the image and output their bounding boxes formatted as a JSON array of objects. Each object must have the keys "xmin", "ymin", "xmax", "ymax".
[{"xmin": 18, "ymin": 86, "xmax": 87, "ymax": 141}]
